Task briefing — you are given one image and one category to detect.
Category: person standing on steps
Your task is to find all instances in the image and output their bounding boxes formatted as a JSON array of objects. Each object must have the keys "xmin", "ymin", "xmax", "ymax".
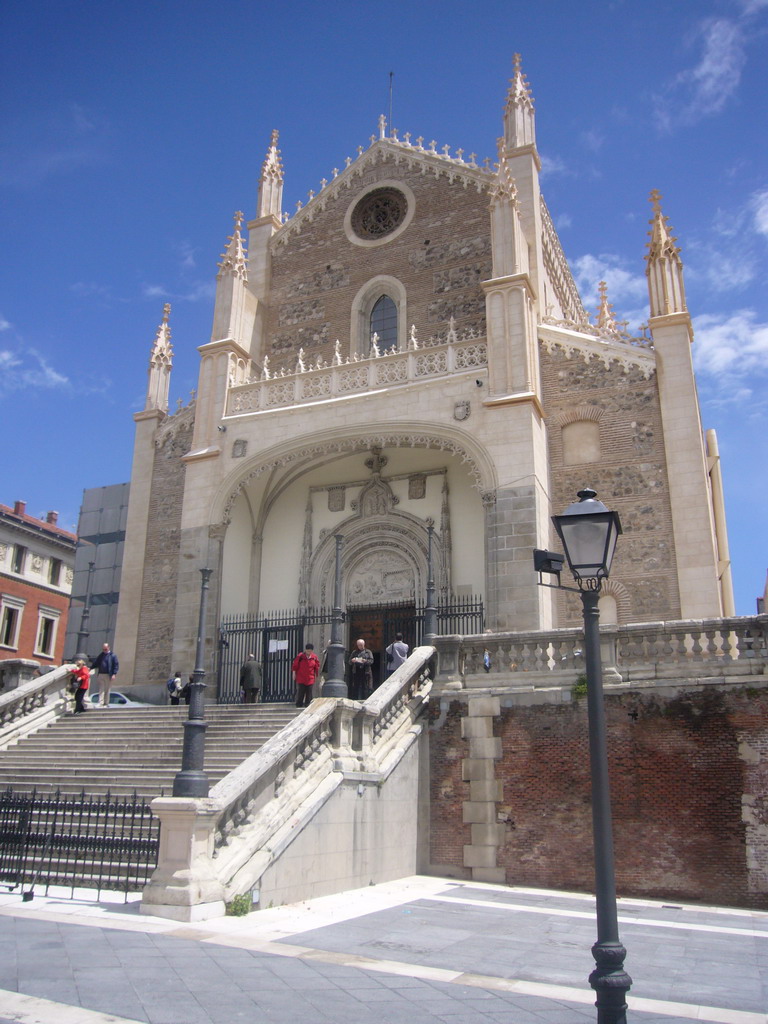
[
  {"xmin": 70, "ymin": 659, "xmax": 91, "ymax": 715},
  {"xmin": 167, "ymin": 670, "xmax": 183, "ymax": 705},
  {"xmin": 348, "ymin": 638, "xmax": 374, "ymax": 701},
  {"xmin": 384, "ymin": 633, "xmax": 409, "ymax": 679},
  {"xmin": 239, "ymin": 653, "xmax": 262, "ymax": 704},
  {"xmin": 292, "ymin": 643, "xmax": 320, "ymax": 708},
  {"xmin": 91, "ymin": 643, "xmax": 119, "ymax": 707}
]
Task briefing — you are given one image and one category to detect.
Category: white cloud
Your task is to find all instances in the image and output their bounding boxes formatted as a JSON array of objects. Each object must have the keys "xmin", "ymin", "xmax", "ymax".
[
  {"xmin": 177, "ymin": 242, "xmax": 199, "ymax": 270},
  {"xmin": 141, "ymin": 280, "xmax": 215, "ymax": 303},
  {"xmin": 554, "ymin": 212, "xmax": 572, "ymax": 231},
  {"xmin": 653, "ymin": 17, "xmax": 747, "ymax": 132},
  {"xmin": 539, "ymin": 153, "xmax": 570, "ymax": 177},
  {"xmin": 751, "ymin": 188, "xmax": 768, "ymax": 236},
  {"xmin": 0, "ymin": 316, "xmax": 11, "ymax": 331},
  {"xmin": 0, "ymin": 348, "xmax": 69, "ymax": 395},
  {"xmin": 142, "ymin": 283, "xmax": 170, "ymax": 299},
  {"xmin": 693, "ymin": 309, "xmax": 768, "ymax": 387},
  {"xmin": 571, "ymin": 252, "xmax": 647, "ymax": 314}
]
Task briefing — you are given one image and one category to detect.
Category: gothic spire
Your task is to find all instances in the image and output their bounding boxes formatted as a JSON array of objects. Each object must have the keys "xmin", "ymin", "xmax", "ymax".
[
  {"xmin": 645, "ymin": 190, "xmax": 688, "ymax": 318},
  {"xmin": 256, "ymin": 129, "xmax": 284, "ymax": 220},
  {"xmin": 595, "ymin": 281, "xmax": 618, "ymax": 332},
  {"xmin": 145, "ymin": 303, "xmax": 173, "ymax": 412},
  {"xmin": 503, "ymin": 53, "xmax": 536, "ymax": 152},
  {"xmin": 217, "ymin": 211, "xmax": 248, "ymax": 281}
]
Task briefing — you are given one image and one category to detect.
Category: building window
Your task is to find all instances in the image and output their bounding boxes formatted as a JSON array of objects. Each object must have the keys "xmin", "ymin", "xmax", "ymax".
[
  {"xmin": 12, "ymin": 545, "xmax": 26, "ymax": 574},
  {"xmin": 370, "ymin": 295, "xmax": 398, "ymax": 352},
  {"xmin": 351, "ymin": 187, "xmax": 408, "ymax": 241},
  {"xmin": 350, "ymin": 275, "xmax": 407, "ymax": 357},
  {"xmin": 0, "ymin": 596, "xmax": 25, "ymax": 649},
  {"xmin": 35, "ymin": 609, "xmax": 60, "ymax": 658},
  {"xmin": 49, "ymin": 558, "xmax": 62, "ymax": 586}
]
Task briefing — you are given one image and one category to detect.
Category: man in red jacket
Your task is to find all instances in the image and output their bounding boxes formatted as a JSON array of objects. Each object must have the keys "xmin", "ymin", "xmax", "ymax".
[{"xmin": 292, "ymin": 643, "xmax": 320, "ymax": 708}]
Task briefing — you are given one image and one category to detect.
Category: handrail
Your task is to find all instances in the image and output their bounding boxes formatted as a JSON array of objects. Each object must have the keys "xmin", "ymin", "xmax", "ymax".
[{"xmin": 0, "ymin": 663, "xmax": 78, "ymax": 750}]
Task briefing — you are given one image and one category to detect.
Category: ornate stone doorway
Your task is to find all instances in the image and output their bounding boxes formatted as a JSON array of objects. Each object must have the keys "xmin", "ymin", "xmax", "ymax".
[{"xmin": 347, "ymin": 602, "xmax": 417, "ymax": 688}]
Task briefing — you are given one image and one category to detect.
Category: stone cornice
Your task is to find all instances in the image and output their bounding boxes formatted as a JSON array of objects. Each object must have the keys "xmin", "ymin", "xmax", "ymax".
[
  {"xmin": 481, "ymin": 272, "xmax": 537, "ymax": 298},
  {"xmin": 482, "ymin": 391, "xmax": 545, "ymax": 419},
  {"xmin": 539, "ymin": 323, "xmax": 656, "ymax": 379}
]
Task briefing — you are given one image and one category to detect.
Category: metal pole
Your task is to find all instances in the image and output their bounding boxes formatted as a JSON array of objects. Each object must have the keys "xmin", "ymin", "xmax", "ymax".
[
  {"xmin": 581, "ymin": 586, "xmax": 631, "ymax": 1024},
  {"xmin": 173, "ymin": 568, "xmax": 212, "ymax": 797},
  {"xmin": 74, "ymin": 560, "xmax": 95, "ymax": 663},
  {"xmin": 424, "ymin": 523, "xmax": 437, "ymax": 643},
  {"xmin": 322, "ymin": 536, "xmax": 347, "ymax": 698}
]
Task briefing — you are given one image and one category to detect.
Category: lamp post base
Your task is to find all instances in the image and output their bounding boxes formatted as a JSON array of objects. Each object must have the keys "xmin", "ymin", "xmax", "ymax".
[{"xmin": 590, "ymin": 940, "xmax": 631, "ymax": 1024}]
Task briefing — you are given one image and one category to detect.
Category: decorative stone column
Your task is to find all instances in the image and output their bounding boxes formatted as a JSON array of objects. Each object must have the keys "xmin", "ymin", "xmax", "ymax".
[{"xmin": 461, "ymin": 695, "xmax": 506, "ymax": 883}]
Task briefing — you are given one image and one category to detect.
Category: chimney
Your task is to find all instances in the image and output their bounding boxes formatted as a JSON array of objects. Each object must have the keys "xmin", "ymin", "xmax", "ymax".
[
  {"xmin": 13, "ymin": 500, "xmax": 26, "ymax": 516},
  {"xmin": 46, "ymin": 511, "xmax": 59, "ymax": 525}
]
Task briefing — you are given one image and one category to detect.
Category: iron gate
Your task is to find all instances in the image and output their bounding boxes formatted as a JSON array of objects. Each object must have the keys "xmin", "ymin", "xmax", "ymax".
[
  {"xmin": 217, "ymin": 608, "xmax": 334, "ymax": 704},
  {"xmin": 0, "ymin": 787, "xmax": 158, "ymax": 902},
  {"xmin": 217, "ymin": 596, "xmax": 483, "ymax": 704}
]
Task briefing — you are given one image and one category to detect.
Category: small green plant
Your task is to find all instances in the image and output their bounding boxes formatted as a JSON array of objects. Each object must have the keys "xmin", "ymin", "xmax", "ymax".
[
  {"xmin": 571, "ymin": 674, "xmax": 588, "ymax": 699},
  {"xmin": 226, "ymin": 893, "xmax": 253, "ymax": 917}
]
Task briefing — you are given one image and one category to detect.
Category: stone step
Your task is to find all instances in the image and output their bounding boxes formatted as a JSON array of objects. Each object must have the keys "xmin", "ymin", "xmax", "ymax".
[{"xmin": 0, "ymin": 703, "xmax": 302, "ymax": 799}]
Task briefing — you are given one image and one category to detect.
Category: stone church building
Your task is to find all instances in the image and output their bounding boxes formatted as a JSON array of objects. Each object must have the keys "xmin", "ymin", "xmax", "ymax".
[{"xmin": 114, "ymin": 58, "xmax": 733, "ymax": 690}]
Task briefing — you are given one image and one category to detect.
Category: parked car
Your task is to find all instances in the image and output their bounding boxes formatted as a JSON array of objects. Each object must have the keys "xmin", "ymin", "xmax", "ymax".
[{"xmin": 87, "ymin": 690, "xmax": 153, "ymax": 708}]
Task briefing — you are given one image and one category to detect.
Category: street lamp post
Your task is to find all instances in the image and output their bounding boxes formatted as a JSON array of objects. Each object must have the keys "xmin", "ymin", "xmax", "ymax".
[
  {"xmin": 537, "ymin": 488, "xmax": 631, "ymax": 1024},
  {"xmin": 322, "ymin": 535, "xmax": 347, "ymax": 698},
  {"xmin": 173, "ymin": 567, "xmax": 212, "ymax": 798},
  {"xmin": 424, "ymin": 521, "xmax": 438, "ymax": 643}
]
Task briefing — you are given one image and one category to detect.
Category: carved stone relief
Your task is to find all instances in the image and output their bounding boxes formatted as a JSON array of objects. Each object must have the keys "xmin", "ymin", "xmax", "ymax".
[{"xmin": 328, "ymin": 486, "xmax": 345, "ymax": 512}]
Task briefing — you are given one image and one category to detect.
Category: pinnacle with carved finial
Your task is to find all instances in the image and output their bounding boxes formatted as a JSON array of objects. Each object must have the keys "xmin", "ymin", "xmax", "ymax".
[{"xmin": 217, "ymin": 211, "xmax": 248, "ymax": 281}]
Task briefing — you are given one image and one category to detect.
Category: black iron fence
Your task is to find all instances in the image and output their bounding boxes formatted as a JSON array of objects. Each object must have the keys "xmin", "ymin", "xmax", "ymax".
[
  {"xmin": 0, "ymin": 788, "xmax": 159, "ymax": 902},
  {"xmin": 217, "ymin": 595, "xmax": 483, "ymax": 703}
]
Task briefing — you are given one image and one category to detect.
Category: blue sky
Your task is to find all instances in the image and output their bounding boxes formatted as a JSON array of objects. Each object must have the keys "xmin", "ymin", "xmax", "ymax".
[{"xmin": 1, "ymin": 0, "xmax": 766, "ymax": 614}]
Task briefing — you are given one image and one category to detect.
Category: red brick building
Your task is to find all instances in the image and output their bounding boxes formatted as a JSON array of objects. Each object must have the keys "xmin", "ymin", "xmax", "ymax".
[{"xmin": 0, "ymin": 500, "xmax": 77, "ymax": 667}]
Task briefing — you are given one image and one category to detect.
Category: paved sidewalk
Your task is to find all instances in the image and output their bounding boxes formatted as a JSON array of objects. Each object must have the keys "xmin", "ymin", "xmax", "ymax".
[{"xmin": 0, "ymin": 876, "xmax": 766, "ymax": 1024}]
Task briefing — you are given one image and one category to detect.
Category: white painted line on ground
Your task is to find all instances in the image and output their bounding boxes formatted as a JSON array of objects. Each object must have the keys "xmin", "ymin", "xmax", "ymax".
[
  {"xmin": 426, "ymin": 894, "xmax": 768, "ymax": 938},
  {"xmin": 0, "ymin": 989, "xmax": 147, "ymax": 1024}
]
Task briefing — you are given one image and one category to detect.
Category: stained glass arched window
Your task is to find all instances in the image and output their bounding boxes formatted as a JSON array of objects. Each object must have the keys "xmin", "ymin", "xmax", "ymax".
[{"xmin": 370, "ymin": 294, "xmax": 398, "ymax": 353}]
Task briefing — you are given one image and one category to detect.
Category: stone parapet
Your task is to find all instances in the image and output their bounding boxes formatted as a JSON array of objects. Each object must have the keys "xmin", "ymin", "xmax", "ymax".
[{"xmin": 434, "ymin": 615, "xmax": 767, "ymax": 699}]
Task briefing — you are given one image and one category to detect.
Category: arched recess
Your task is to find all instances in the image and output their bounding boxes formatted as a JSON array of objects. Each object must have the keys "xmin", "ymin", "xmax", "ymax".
[
  {"xmin": 350, "ymin": 275, "xmax": 407, "ymax": 357},
  {"xmin": 309, "ymin": 511, "xmax": 442, "ymax": 609},
  {"xmin": 599, "ymin": 579, "xmax": 631, "ymax": 625},
  {"xmin": 213, "ymin": 421, "xmax": 499, "ymax": 527}
]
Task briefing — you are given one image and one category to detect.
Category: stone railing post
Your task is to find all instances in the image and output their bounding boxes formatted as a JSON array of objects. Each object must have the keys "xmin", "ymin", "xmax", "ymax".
[
  {"xmin": 141, "ymin": 798, "xmax": 226, "ymax": 921},
  {"xmin": 434, "ymin": 635, "xmax": 463, "ymax": 689},
  {"xmin": 0, "ymin": 659, "xmax": 41, "ymax": 692}
]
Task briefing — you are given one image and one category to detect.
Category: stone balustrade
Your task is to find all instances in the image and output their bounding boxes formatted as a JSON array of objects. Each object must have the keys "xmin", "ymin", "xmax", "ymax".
[
  {"xmin": 226, "ymin": 337, "xmax": 487, "ymax": 416},
  {"xmin": 435, "ymin": 615, "xmax": 768, "ymax": 693},
  {"xmin": 142, "ymin": 646, "xmax": 435, "ymax": 921},
  {"xmin": 0, "ymin": 662, "xmax": 78, "ymax": 751}
]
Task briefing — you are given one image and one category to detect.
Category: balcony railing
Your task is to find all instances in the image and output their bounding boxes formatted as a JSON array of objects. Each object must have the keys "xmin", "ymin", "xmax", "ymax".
[
  {"xmin": 226, "ymin": 335, "xmax": 488, "ymax": 416},
  {"xmin": 434, "ymin": 615, "xmax": 768, "ymax": 690}
]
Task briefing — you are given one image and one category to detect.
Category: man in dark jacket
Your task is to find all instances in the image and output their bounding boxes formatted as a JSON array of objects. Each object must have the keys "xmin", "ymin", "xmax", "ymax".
[
  {"xmin": 348, "ymin": 638, "xmax": 374, "ymax": 701},
  {"xmin": 91, "ymin": 643, "xmax": 119, "ymax": 707},
  {"xmin": 239, "ymin": 654, "xmax": 262, "ymax": 704}
]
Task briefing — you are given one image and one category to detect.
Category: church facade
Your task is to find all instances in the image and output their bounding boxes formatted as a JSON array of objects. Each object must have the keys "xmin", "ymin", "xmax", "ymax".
[{"xmin": 114, "ymin": 59, "xmax": 733, "ymax": 689}]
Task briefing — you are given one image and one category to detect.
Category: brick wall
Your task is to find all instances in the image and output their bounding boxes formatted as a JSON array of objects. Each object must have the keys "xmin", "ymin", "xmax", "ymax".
[
  {"xmin": 0, "ymin": 577, "xmax": 70, "ymax": 665},
  {"xmin": 266, "ymin": 155, "xmax": 491, "ymax": 371},
  {"xmin": 429, "ymin": 685, "xmax": 768, "ymax": 909}
]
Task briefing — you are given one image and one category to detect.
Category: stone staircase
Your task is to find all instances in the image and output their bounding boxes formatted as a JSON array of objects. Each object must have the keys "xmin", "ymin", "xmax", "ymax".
[{"xmin": 0, "ymin": 704, "xmax": 300, "ymax": 799}]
